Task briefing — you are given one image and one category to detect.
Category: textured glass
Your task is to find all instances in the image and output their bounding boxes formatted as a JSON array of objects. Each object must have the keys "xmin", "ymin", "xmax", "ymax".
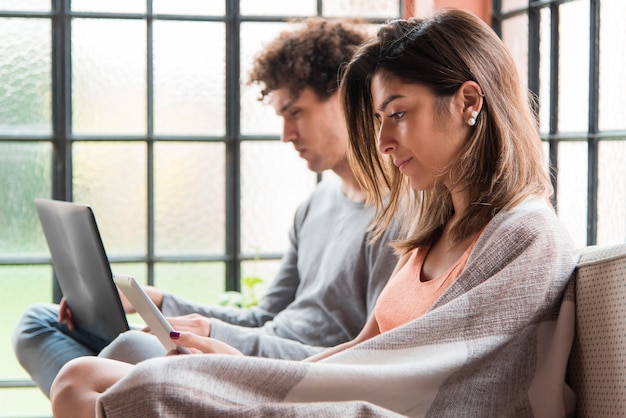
[
  {"xmin": 154, "ymin": 21, "xmax": 225, "ymax": 136},
  {"xmin": 72, "ymin": 19, "xmax": 147, "ymax": 135},
  {"xmin": 502, "ymin": 13, "xmax": 529, "ymax": 92},
  {"xmin": 154, "ymin": 142, "xmax": 225, "ymax": 255},
  {"xmin": 0, "ymin": 142, "xmax": 52, "ymax": 255},
  {"xmin": 240, "ymin": 22, "xmax": 291, "ymax": 136},
  {"xmin": 153, "ymin": 0, "xmax": 224, "ymax": 15},
  {"xmin": 0, "ymin": 18, "xmax": 51, "ymax": 135},
  {"xmin": 556, "ymin": 141, "xmax": 588, "ymax": 248},
  {"xmin": 240, "ymin": 0, "xmax": 315, "ymax": 16},
  {"xmin": 240, "ymin": 259, "xmax": 282, "ymax": 299},
  {"xmin": 597, "ymin": 140, "xmax": 626, "ymax": 245},
  {"xmin": 599, "ymin": 0, "xmax": 626, "ymax": 131},
  {"xmin": 558, "ymin": 0, "xmax": 589, "ymax": 133},
  {"xmin": 0, "ymin": 265, "xmax": 52, "ymax": 379},
  {"xmin": 71, "ymin": 0, "xmax": 145, "ymax": 13},
  {"xmin": 0, "ymin": 0, "xmax": 48, "ymax": 11},
  {"xmin": 0, "ymin": 265, "xmax": 52, "ymax": 416},
  {"xmin": 0, "ymin": 388, "xmax": 51, "ymax": 417},
  {"xmin": 501, "ymin": 0, "xmax": 529, "ymax": 13},
  {"xmin": 110, "ymin": 262, "xmax": 147, "ymax": 285},
  {"xmin": 538, "ymin": 8, "xmax": 551, "ymax": 134},
  {"xmin": 241, "ymin": 141, "xmax": 317, "ymax": 254},
  {"xmin": 155, "ymin": 262, "xmax": 225, "ymax": 305},
  {"xmin": 72, "ymin": 142, "xmax": 147, "ymax": 256},
  {"xmin": 323, "ymin": 0, "xmax": 399, "ymax": 18}
]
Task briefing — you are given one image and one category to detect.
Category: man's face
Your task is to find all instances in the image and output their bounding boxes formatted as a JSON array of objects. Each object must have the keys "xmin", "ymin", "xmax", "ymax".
[{"xmin": 269, "ymin": 87, "xmax": 348, "ymax": 173}]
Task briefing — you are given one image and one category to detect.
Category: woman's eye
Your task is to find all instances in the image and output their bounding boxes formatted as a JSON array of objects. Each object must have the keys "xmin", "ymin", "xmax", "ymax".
[{"xmin": 389, "ymin": 111, "xmax": 405, "ymax": 120}]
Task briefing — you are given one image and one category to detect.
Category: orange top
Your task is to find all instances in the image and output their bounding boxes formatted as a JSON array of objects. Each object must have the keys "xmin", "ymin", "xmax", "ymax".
[{"xmin": 374, "ymin": 235, "xmax": 480, "ymax": 334}]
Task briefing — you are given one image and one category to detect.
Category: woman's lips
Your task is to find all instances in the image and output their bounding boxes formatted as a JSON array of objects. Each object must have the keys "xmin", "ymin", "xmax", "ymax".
[{"xmin": 394, "ymin": 157, "xmax": 411, "ymax": 171}]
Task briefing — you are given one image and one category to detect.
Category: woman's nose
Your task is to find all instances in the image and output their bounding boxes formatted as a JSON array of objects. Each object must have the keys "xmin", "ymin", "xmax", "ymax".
[{"xmin": 377, "ymin": 124, "xmax": 395, "ymax": 154}]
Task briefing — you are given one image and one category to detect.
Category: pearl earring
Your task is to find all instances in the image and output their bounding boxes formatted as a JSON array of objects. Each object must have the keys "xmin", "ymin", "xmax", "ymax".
[{"xmin": 468, "ymin": 110, "xmax": 479, "ymax": 127}]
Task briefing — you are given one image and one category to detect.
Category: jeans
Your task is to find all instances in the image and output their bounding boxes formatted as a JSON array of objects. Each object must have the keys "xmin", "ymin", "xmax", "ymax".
[{"xmin": 12, "ymin": 303, "xmax": 166, "ymax": 398}]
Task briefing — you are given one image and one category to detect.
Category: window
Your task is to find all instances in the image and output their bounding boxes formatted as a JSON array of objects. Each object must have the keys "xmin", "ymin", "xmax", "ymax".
[
  {"xmin": 493, "ymin": 0, "xmax": 626, "ymax": 248},
  {"xmin": 0, "ymin": 0, "xmax": 403, "ymax": 415}
]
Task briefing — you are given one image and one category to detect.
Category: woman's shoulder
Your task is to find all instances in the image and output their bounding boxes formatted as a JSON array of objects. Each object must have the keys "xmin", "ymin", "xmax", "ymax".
[{"xmin": 478, "ymin": 197, "xmax": 574, "ymax": 254}]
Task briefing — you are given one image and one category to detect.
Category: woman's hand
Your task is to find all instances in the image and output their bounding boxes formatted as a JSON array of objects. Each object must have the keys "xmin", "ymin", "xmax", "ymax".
[
  {"xmin": 57, "ymin": 297, "xmax": 76, "ymax": 330},
  {"xmin": 166, "ymin": 331, "xmax": 243, "ymax": 356},
  {"xmin": 143, "ymin": 313, "xmax": 212, "ymax": 337}
]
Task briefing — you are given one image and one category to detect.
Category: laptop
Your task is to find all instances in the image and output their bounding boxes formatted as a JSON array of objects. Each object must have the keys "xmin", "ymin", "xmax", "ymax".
[{"xmin": 34, "ymin": 198, "xmax": 130, "ymax": 351}]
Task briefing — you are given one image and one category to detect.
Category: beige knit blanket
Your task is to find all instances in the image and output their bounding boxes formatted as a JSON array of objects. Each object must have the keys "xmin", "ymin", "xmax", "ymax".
[{"xmin": 97, "ymin": 198, "xmax": 578, "ymax": 417}]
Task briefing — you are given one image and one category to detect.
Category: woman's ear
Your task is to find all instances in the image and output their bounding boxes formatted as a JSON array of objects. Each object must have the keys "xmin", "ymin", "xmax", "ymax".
[{"xmin": 458, "ymin": 81, "xmax": 484, "ymax": 126}]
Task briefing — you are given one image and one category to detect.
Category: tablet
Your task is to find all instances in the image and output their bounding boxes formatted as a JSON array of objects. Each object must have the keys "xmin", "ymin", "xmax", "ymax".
[{"xmin": 113, "ymin": 274, "xmax": 191, "ymax": 354}]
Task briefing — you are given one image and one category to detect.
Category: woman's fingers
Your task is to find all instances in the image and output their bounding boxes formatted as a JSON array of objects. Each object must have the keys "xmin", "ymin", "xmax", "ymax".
[{"xmin": 169, "ymin": 331, "xmax": 243, "ymax": 356}]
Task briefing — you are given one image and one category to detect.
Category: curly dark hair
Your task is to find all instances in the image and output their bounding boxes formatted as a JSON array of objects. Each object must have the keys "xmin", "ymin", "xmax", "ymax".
[{"xmin": 247, "ymin": 17, "xmax": 368, "ymax": 101}]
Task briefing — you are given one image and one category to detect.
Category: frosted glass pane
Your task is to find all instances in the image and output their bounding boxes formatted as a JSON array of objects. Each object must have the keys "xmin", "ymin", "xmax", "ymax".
[
  {"xmin": 72, "ymin": 142, "xmax": 147, "ymax": 255},
  {"xmin": 154, "ymin": 142, "xmax": 225, "ymax": 255},
  {"xmin": 0, "ymin": 142, "xmax": 52, "ymax": 255},
  {"xmin": 71, "ymin": 0, "xmax": 145, "ymax": 13},
  {"xmin": 110, "ymin": 262, "xmax": 147, "ymax": 285},
  {"xmin": 599, "ymin": 0, "xmax": 626, "ymax": 131},
  {"xmin": 240, "ymin": 259, "xmax": 283, "ymax": 300},
  {"xmin": 597, "ymin": 140, "xmax": 626, "ymax": 245},
  {"xmin": 1, "ymin": 265, "xmax": 53, "ymax": 418},
  {"xmin": 0, "ymin": 387, "xmax": 51, "ymax": 417},
  {"xmin": 0, "ymin": 18, "xmax": 51, "ymax": 135},
  {"xmin": 558, "ymin": 0, "xmax": 589, "ymax": 133},
  {"xmin": 0, "ymin": 265, "xmax": 52, "ymax": 381},
  {"xmin": 240, "ymin": 22, "xmax": 291, "ymax": 136},
  {"xmin": 154, "ymin": 21, "xmax": 225, "ymax": 136},
  {"xmin": 72, "ymin": 19, "xmax": 147, "ymax": 135},
  {"xmin": 240, "ymin": 0, "xmax": 315, "ymax": 16},
  {"xmin": 153, "ymin": 0, "xmax": 224, "ymax": 15},
  {"xmin": 538, "ymin": 8, "xmax": 551, "ymax": 134},
  {"xmin": 241, "ymin": 141, "xmax": 317, "ymax": 254},
  {"xmin": 502, "ymin": 14, "xmax": 529, "ymax": 93},
  {"xmin": 0, "ymin": 0, "xmax": 49, "ymax": 11},
  {"xmin": 323, "ymin": 0, "xmax": 400, "ymax": 18},
  {"xmin": 502, "ymin": 0, "xmax": 528, "ymax": 13},
  {"xmin": 155, "ymin": 262, "xmax": 225, "ymax": 305},
  {"xmin": 556, "ymin": 142, "xmax": 588, "ymax": 248}
]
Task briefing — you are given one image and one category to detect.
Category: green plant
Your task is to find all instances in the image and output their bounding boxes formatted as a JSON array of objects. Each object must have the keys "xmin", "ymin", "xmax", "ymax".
[{"xmin": 218, "ymin": 275, "xmax": 264, "ymax": 308}]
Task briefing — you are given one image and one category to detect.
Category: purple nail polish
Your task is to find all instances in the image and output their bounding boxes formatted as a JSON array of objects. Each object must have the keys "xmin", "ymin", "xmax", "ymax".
[{"xmin": 170, "ymin": 331, "xmax": 181, "ymax": 340}]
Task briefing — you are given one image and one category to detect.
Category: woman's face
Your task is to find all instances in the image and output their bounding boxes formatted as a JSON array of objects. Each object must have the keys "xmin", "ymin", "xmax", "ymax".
[{"xmin": 371, "ymin": 72, "xmax": 469, "ymax": 192}]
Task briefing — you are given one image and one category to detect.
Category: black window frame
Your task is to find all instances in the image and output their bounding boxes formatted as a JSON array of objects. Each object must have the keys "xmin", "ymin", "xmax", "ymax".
[
  {"xmin": 0, "ymin": 0, "xmax": 404, "ymax": 397},
  {"xmin": 492, "ymin": 0, "xmax": 625, "ymax": 246}
]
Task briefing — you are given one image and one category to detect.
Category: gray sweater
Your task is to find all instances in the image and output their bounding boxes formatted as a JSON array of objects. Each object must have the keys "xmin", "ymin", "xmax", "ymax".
[{"xmin": 161, "ymin": 178, "xmax": 399, "ymax": 360}]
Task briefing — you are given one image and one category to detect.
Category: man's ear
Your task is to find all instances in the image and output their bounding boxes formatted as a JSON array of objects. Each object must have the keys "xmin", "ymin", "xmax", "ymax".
[{"xmin": 457, "ymin": 81, "xmax": 484, "ymax": 124}]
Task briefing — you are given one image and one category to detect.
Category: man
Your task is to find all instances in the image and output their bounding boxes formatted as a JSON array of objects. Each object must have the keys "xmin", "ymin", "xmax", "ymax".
[{"xmin": 13, "ymin": 17, "xmax": 398, "ymax": 398}]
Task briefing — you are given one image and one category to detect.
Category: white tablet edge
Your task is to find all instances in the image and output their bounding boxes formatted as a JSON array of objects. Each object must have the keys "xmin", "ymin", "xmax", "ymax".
[{"xmin": 113, "ymin": 274, "xmax": 191, "ymax": 354}]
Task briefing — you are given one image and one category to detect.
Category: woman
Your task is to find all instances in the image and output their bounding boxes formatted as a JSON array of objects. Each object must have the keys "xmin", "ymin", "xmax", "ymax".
[{"xmin": 51, "ymin": 10, "xmax": 577, "ymax": 417}]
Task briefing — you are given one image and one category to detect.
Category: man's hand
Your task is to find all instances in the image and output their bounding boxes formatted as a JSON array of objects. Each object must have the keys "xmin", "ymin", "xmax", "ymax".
[
  {"xmin": 166, "ymin": 331, "xmax": 243, "ymax": 356},
  {"xmin": 142, "ymin": 286, "xmax": 164, "ymax": 309},
  {"xmin": 117, "ymin": 284, "xmax": 164, "ymax": 314},
  {"xmin": 57, "ymin": 297, "xmax": 76, "ymax": 330}
]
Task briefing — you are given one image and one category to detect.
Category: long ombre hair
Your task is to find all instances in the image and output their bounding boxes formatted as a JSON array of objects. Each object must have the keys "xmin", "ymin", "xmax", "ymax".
[{"xmin": 340, "ymin": 9, "xmax": 552, "ymax": 253}]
